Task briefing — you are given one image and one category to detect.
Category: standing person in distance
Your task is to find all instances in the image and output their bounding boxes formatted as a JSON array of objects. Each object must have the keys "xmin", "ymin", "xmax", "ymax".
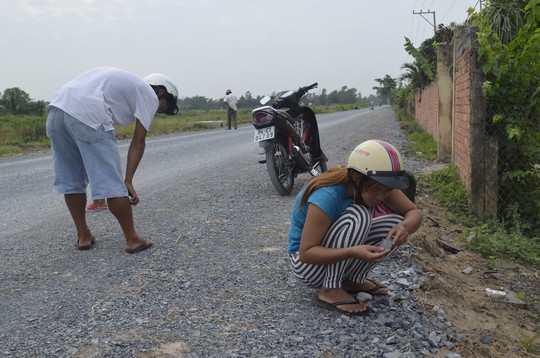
[
  {"xmin": 223, "ymin": 89, "xmax": 238, "ymax": 130},
  {"xmin": 287, "ymin": 140, "xmax": 422, "ymax": 315},
  {"xmin": 46, "ymin": 66, "xmax": 179, "ymax": 253}
]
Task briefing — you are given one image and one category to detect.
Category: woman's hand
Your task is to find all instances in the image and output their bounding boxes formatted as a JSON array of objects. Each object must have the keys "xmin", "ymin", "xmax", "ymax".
[
  {"xmin": 384, "ymin": 190, "xmax": 423, "ymax": 247},
  {"xmin": 387, "ymin": 223, "xmax": 409, "ymax": 246},
  {"xmin": 350, "ymin": 245, "xmax": 388, "ymax": 262}
]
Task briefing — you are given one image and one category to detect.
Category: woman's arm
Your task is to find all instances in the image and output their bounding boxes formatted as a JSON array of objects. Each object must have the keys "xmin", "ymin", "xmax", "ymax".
[
  {"xmin": 385, "ymin": 190, "xmax": 423, "ymax": 246},
  {"xmin": 298, "ymin": 204, "xmax": 387, "ymax": 264}
]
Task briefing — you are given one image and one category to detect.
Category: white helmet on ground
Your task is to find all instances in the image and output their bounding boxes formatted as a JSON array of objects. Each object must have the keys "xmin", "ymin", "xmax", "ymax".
[
  {"xmin": 144, "ymin": 73, "xmax": 179, "ymax": 115},
  {"xmin": 346, "ymin": 139, "xmax": 410, "ymax": 189}
]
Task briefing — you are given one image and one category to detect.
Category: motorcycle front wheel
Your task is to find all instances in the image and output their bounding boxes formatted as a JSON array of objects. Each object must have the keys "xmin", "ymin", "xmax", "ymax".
[{"xmin": 266, "ymin": 141, "xmax": 295, "ymax": 196}]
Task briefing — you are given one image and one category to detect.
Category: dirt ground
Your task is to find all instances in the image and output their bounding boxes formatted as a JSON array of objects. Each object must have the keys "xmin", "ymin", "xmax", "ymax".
[{"xmin": 411, "ymin": 184, "xmax": 540, "ymax": 357}]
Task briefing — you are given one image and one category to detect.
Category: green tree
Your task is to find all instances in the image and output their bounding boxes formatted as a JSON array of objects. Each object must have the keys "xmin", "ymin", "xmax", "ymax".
[
  {"xmin": 318, "ymin": 88, "xmax": 328, "ymax": 105},
  {"xmin": 479, "ymin": 0, "xmax": 527, "ymax": 44},
  {"xmin": 337, "ymin": 86, "xmax": 358, "ymax": 104},
  {"xmin": 403, "ymin": 37, "xmax": 434, "ymax": 84},
  {"xmin": 400, "ymin": 62, "xmax": 430, "ymax": 91},
  {"xmin": 372, "ymin": 75, "xmax": 397, "ymax": 104},
  {"xmin": 418, "ymin": 23, "xmax": 456, "ymax": 79},
  {"xmin": 238, "ymin": 91, "xmax": 261, "ymax": 109},
  {"xmin": 1, "ymin": 87, "xmax": 31, "ymax": 115},
  {"xmin": 473, "ymin": 0, "xmax": 540, "ymax": 235}
]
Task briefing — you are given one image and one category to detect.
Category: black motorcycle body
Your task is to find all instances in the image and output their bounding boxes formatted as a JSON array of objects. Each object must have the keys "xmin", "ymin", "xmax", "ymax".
[{"xmin": 251, "ymin": 83, "xmax": 328, "ymax": 195}]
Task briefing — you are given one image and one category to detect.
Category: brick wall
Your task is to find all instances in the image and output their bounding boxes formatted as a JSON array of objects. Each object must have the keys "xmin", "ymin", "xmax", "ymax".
[
  {"xmin": 453, "ymin": 43, "xmax": 473, "ymax": 192},
  {"xmin": 412, "ymin": 26, "xmax": 495, "ymax": 218},
  {"xmin": 414, "ymin": 82, "xmax": 438, "ymax": 138}
]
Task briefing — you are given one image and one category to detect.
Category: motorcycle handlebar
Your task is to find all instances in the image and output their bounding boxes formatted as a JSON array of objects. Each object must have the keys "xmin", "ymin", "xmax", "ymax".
[{"xmin": 298, "ymin": 82, "xmax": 318, "ymax": 95}]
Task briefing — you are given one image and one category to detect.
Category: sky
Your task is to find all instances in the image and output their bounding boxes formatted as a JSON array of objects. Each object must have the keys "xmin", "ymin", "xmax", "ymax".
[{"xmin": 0, "ymin": 0, "xmax": 479, "ymax": 102}]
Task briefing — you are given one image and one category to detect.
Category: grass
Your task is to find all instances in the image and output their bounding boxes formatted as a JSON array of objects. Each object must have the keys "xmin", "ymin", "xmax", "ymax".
[
  {"xmin": 519, "ymin": 332, "xmax": 540, "ymax": 355},
  {"xmin": 419, "ymin": 163, "xmax": 540, "ymax": 269},
  {"xmin": 0, "ymin": 105, "xmax": 362, "ymax": 157},
  {"xmin": 0, "ymin": 109, "xmax": 253, "ymax": 157},
  {"xmin": 393, "ymin": 107, "xmax": 437, "ymax": 160}
]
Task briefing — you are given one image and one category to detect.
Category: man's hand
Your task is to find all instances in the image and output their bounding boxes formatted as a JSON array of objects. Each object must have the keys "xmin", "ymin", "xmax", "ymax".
[{"xmin": 125, "ymin": 182, "xmax": 139, "ymax": 205}]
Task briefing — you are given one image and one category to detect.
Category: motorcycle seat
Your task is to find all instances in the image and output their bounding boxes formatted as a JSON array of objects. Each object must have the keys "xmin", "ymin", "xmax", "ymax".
[{"xmin": 275, "ymin": 108, "xmax": 295, "ymax": 123}]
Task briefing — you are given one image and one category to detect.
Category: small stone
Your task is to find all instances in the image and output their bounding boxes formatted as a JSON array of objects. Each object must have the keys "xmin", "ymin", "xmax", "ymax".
[
  {"xmin": 383, "ymin": 351, "xmax": 401, "ymax": 358},
  {"xmin": 505, "ymin": 291, "xmax": 527, "ymax": 305},
  {"xmin": 480, "ymin": 336, "xmax": 492, "ymax": 345},
  {"xmin": 485, "ymin": 288, "xmax": 506, "ymax": 298},
  {"xmin": 395, "ymin": 278, "xmax": 410, "ymax": 287},
  {"xmin": 356, "ymin": 292, "xmax": 373, "ymax": 302},
  {"xmin": 380, "ymin": 237, "xmax": 393, "ymax": 250}
]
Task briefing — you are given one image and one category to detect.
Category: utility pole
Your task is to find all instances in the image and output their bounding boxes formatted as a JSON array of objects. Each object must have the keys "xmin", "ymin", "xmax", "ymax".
[{"xmin": 413, "ymin": 9, "xmax": 437, "ymax": 34}]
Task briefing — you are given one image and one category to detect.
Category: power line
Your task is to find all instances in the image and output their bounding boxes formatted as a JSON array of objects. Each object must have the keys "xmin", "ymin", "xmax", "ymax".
[
  {"xmin": 440, "ymin": 0, "xmax": 458, "ymax": 23},
  {"xmin": 413, "ymin": 9, "xmax": 437, "ymax": 34},
  {"xmin": 410, "ymin": 0, "xmax": 418, "ymax": 39}
]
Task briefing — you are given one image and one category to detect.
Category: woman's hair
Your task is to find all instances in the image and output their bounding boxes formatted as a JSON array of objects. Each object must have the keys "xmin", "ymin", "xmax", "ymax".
[
  {"xmin": 299, "ymin": 166, "xmax": 399, "ymax": 208},
  {"xmin": 402, "ymin": 170, "xmax": 417, "ymax": 203},
  {"xmin": 299, "ymin": 166, "xmax": 349, "ymax": 207}
]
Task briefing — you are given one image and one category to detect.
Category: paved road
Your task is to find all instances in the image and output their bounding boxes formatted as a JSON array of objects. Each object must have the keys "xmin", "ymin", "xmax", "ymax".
[
  {"xmin": 0, "ymin": 107, "xmax": 389, "ymax": 243},
  {"xmin": 0, "ymin": 106, "xmax": 432, "ymax": 357}
]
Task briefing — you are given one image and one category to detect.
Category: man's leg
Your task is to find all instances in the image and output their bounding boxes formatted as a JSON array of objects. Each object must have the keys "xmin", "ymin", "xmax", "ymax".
[
  {"xmin": 64, "ymin": 193, "xmax": 94, "ymax": 247},
  {"xmin": 107, "ymin": 197, "xmax": 151, "ymax": 252},
  {"xmin": 227, "ymin": 108, "xmax": 232, "ymax": 129},
  {"xmin": 233, "ymin": 110, "xmax": 237, "ymax": 129}
]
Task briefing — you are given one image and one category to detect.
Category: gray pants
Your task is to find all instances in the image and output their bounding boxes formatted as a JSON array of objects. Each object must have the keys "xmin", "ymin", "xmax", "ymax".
[{"xmin": 227, "ymin": 107, "xmax": 237, "ymax": 129}]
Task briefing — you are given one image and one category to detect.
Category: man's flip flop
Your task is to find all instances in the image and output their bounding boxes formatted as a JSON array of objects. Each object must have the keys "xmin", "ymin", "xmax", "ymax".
[
  {"xmin": 125, "ymin": 240, "xmax": 153, "ymax": 254},
  {"xmin": 76, "ymin": 237, "xmax": 96, "ymax": 251},
  {"xmin": 316, "ymin": 298, "xmax": 370, "ymax": 316}
]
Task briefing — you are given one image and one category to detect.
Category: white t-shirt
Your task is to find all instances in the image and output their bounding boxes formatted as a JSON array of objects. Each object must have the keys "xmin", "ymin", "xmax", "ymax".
[
  {"xmin": 223, "ymin": 93, "xmax": 238, "ymax": 111},
  {"xmin": 49, "ymin": 67, "xmax": 159, "ymax": 131}
]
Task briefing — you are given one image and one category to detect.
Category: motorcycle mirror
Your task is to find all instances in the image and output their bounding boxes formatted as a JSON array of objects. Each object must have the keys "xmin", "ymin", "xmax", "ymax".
[{"xmin": 260, "ymin": 95, "xmax": 271, "ymax": 105}]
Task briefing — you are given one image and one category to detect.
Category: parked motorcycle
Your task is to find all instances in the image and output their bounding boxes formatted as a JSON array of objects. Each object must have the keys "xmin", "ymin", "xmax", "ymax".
[{"xmin": 252, "ymin": 83, "xmax": 328, "ymax": 195}]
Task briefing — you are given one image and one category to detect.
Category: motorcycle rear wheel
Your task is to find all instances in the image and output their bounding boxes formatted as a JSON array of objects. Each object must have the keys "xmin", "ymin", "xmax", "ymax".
[{"xmin": 266, "ymin": 141, "xmax": 295, "ymax": 196}]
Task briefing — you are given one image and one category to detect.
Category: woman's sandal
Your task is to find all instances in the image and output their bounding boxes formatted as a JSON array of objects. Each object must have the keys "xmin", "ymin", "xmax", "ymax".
[
  {"xmin": 316, "ymin": 298, "xmax": 370, "ymax": 316},
  {"xmin": 346, "ymin": 278, "xmax": 388, "ymax": 296}
]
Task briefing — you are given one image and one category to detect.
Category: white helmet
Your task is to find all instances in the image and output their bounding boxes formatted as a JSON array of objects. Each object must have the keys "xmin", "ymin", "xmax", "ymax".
[
  {"xmin": 144, "ymin": 73, "xmax": 179, "ymax": 115},
  {"xmin": 144, "ymin": 73, "xmax": 179, "ymax": 99},
  {"xmin": 347, "ymin": 139, "xmax": 410, "ymax": 189}
]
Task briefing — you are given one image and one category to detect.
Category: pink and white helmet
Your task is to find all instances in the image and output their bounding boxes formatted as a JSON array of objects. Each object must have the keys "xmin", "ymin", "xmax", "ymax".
[{"xmin": 347, "ymin": 140, "xmax": 409, "ymax": 189}]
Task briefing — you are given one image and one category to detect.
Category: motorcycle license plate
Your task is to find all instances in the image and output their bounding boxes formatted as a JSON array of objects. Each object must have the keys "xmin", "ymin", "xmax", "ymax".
[{"xmin": 254, "ymin": 126, "xmax": 275, "ymax": 142}]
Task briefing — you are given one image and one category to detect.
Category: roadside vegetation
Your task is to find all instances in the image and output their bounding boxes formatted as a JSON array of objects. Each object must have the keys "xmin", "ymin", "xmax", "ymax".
[
  {"xmin": 393, "ymin": 96, "xmax": 540, "ymax": 271},
  {"xmin": 0, "ymin": 103, "xmax": 368, "ymax": 158},
  {"xmin": 388, "ymin": 0, "xmax": 540, "ymax": 280},
  {"xmin": 0, "ymin": 81, "xmax": 375, "ymax": 158}
]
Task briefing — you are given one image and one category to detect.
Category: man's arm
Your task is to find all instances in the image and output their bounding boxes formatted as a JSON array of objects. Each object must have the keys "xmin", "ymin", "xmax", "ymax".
[{"xmin": 124, "ymin": 119, "xmax": 147, "ymax": 204}]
